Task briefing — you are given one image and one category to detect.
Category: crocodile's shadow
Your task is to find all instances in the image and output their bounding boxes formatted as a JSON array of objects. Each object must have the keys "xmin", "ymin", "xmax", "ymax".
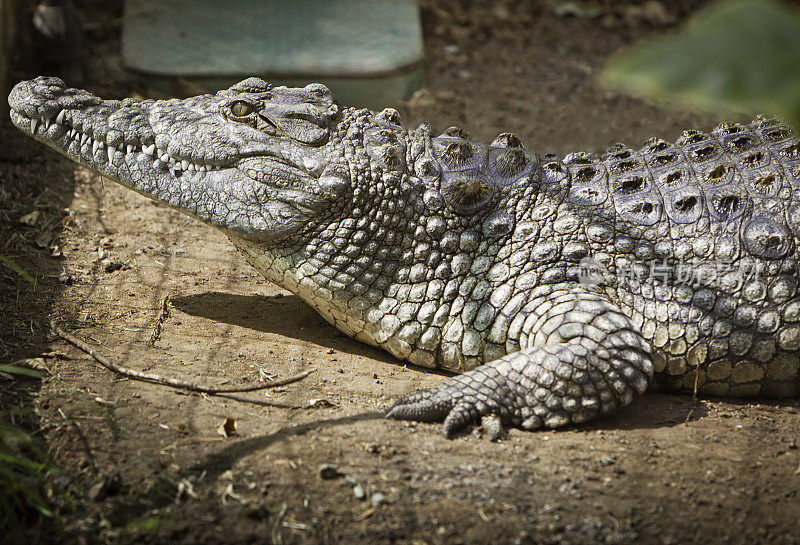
[
  {"xmin": 171, "ymin": 291, "xmax": 400, "ymax": 366},
  {"xmin": 171, "ymin": 292, "xmax": 708, "ymax": 430}
]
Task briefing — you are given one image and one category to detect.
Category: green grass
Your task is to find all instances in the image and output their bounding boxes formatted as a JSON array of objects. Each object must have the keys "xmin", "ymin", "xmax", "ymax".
[
  {"xmin": 0, "ymin": 364, "xmax": 46, "ymax": 379},
  {"xmin": 0, "ymin": 252, "xmax": 38, "ymax": 288},
  {"xmin": 0, "ymin": 368, "xmax": 73, "ymax": 539},
  {"xmin": 600, "ymin": 0, "xmax": 800, "ymax": 129}
]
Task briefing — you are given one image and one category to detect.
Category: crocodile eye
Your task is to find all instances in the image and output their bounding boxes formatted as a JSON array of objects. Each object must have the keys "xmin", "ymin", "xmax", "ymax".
[{"xmin": 230, "ymin": 100, "xmax": 253, "ymax": 117}]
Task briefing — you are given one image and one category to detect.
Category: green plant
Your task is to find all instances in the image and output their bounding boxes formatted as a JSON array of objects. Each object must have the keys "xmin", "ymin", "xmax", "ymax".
[
  {"xmin": 0, "ymin": 252, "xmax": 37, "ymax": 287},
  {"xmin": 600, "ymin": 0, "xmax": 800, "ymax": 129},
  {"xmin": 0, "ymin": 368, "xmax": 72, "ymax": 538}
]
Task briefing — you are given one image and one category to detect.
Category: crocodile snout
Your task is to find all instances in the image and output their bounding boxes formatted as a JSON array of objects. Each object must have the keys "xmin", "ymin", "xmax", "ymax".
[{"xmin": 8, "ymin": 76, "xmax": 90, "ymax": 121}]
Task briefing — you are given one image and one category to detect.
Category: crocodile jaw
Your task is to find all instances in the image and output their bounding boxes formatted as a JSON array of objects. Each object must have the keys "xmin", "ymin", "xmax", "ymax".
[{"xmin": 8, "ymin": 77, "xmax": 348, "ymax": 242}]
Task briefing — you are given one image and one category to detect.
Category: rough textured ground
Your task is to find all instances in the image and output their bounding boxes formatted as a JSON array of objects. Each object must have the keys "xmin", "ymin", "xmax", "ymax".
[{"xmin": 1, "ymin": 1, "xmax": 799, "ymax": 544}]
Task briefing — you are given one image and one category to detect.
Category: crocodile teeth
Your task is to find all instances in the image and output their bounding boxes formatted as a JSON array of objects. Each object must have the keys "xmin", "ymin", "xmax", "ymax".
[{"xmin": 21, "ymin": 111, "xmax": 223, "ymax": 173}]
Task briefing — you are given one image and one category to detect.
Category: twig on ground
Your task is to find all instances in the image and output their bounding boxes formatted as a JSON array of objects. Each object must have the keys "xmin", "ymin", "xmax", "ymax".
[
  {"xmin": 272, "ymin": 502, "xmax": 287, "ymax": 545},
  {"xmin": 50, "ymin": 320, "xmax": 313, "ymax": 394},
  {"xmin": 147, "ymin": 294, "xmax": 171, "ymax": 346},
  {"xmin": 685, "ymin": 369, "xmax": 701, "ymax": 423}
]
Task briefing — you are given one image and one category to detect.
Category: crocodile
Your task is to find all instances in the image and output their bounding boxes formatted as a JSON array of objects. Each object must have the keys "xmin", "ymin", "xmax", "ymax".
[{"xmin": 9, "ymin": 76, "xmax": 800, "ymax": 438}]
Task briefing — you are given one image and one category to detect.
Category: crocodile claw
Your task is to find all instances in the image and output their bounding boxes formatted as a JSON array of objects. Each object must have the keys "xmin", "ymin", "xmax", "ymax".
[{"xmin": 385, "ymin": 370, "xmax": 511, "ymax": 438}]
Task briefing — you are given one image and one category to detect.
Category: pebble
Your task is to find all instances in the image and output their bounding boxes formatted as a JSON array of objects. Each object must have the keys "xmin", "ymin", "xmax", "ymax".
[
  {"xmin": 370, "ymin": 492, "xmax": 385, "ymax": 507},
  {"xmin": 600, "ymin": 455, "xmax": 617, "ymax": 466},
  {"xmin": 443, "ymin": 44, "xmax": 460, "ymax": 56},
  {"xmin": 353, "ymin": 484, "xmax": 366, "ymax": 500}
]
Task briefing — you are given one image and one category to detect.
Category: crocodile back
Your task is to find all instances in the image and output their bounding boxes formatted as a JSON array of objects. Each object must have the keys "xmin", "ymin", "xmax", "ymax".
[
  {"xmin": 387, "ymin": 117, "xmax": 800, "ymax": 397},
  {"xmin": 555, "ymin": 118, "xmax": 800, "ymax": 397}
]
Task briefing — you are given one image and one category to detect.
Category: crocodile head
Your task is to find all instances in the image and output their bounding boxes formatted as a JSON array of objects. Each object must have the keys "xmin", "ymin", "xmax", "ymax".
[{"xmin": 8, "ymin": 76, "xmax": 351, "ymax": 242}]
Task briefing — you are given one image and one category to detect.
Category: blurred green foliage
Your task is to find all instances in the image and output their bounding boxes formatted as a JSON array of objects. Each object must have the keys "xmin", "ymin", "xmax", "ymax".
[
  {"xmin": 0, "ymin": 252, "xmax": 37, "ymax": 287},
  {"xmin": 0, "ymin": 369, "xmax": 72, "ymax": 539},
  {"xmin": 600, "ymin": 0, "xmax": 800, "ymax": 129}
]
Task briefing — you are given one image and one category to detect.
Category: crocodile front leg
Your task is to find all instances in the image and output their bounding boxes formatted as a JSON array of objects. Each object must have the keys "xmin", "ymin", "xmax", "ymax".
[{"xmin": 386, "ymin": 286, "xmax": 654, "ymax": 438}]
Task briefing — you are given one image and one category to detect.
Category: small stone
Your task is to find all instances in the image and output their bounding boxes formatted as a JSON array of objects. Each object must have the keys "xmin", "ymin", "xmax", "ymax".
[
  {"xmin": 353, "ymin": 484, "xmax": 366, "ymax": 500},
  {"xmin": 599, "ymin": 455, "xmax": 616, "ymax": 466},
  {"xmin": 443, "ymin": 44, "xmax": 459, "ymax": 56},
  {"xmin": 103, "ymin": 259, "xmax": 123, "ymax": 273},
  {"xmin": 370, "ymin": 492, "xmax": 386, "ymax": 507}
]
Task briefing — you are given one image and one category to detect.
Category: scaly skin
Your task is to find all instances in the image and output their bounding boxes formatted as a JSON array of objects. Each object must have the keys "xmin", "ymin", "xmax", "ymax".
[{"xmin": 8, "ymin": 76, "xmax": 800, "ymax": 438}]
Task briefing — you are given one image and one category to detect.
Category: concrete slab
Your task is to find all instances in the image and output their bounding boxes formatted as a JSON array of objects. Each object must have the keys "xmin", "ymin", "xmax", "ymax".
[{"xmin": 122, "ymin": 0, "xmax": 424, "ymax": 108}]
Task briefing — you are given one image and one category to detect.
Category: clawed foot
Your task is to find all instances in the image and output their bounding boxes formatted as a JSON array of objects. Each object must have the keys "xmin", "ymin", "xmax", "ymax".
[
  {"xmin": 386, "ymin": 291, "xmax": 653, "ymax": 439},
  {"xmin": 385, "ymin": 368, "xmax": 519, "ymax": 439}
]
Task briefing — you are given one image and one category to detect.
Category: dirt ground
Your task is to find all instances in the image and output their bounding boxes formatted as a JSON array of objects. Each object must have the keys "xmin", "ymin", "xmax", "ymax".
[{"xmin": 1, "ymin": 1, "xmax": 799, "ymax": 544}]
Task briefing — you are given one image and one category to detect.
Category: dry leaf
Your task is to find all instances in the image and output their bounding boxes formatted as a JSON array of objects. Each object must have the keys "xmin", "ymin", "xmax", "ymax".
[
  {"xmin": 306, "ymin": 398, "xmax": 334, "ymax": 409},
  {"xmin": 19, "ymin": 210, "xmax": 40, "ymax": 226},
  {"xmin": 217, "ymin": 417, "xmax": 237, "ymax": 437},
  {"xmin": 353, "ymin": 506, "xmax": 375, "ymax": 521},
  {"xmin": 13, "ymin": 357, "xmax": 49, "ymax": 372}
]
